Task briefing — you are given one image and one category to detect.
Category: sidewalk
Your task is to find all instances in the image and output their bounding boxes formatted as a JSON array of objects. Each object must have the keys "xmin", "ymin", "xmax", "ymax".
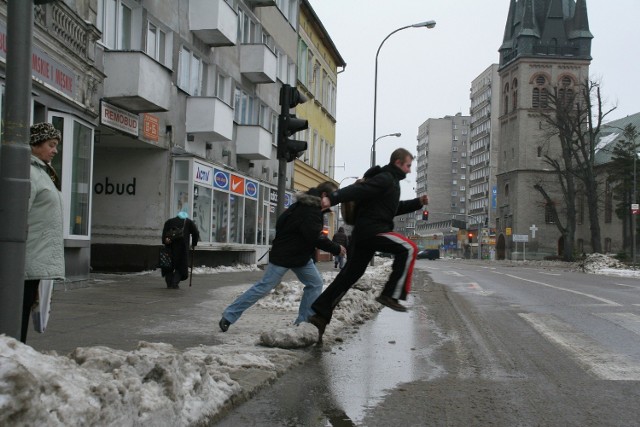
[{"xmin": 29, "ymin": 261, "xmax": 341, "ymax": 354}]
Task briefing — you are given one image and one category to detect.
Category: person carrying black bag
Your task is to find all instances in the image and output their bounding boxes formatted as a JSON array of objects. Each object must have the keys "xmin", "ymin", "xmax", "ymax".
[{"xmin": 161, "ymin": 211, "xmax": 199, "ymax": 289}]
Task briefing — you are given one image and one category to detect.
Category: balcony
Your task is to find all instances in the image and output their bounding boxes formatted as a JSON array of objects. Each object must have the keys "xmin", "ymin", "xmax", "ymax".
[
  {"xmin": 103, "ymin": 52, "xmax": 171, "ymax": 112},
  {"xmin": 185, "ymin": 97, "xmax": 234, "ymax": 141},
  {"xmin": 189, "ymin": 0, "xmax": 237, "ymax": 46},
  {"xmin": 240, "ymin": 44, "xmax": 277, "ymax": 84},
  {"xmin": 236, "ymin": 125, "xmax": 272, "ymax": 160}
]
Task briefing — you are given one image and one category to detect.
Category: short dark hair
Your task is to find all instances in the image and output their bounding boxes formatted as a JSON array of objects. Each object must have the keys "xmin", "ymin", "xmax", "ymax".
[
  {"xmin": 316, "ymin": 181, "xmax": 338, "ymax": 195},
  {"xmin": 390, "ymin": 148, "xmax": 413, "ymax": 164}
]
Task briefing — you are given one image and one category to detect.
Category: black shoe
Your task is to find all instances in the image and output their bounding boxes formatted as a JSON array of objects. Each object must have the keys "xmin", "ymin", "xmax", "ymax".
[
  {"xmin": 376, "ymin": 295, "xmax": 408, "ymax": 312},
  {"xmin": 308, "ymin": 314, "xmax": 327, "ymax": 343},
  {"xmin": 219, "ymin": 317, "xmax": 231, "ymax": 332},
  {"xmin": 165, "ymin": 275, "xmax": 173, "ymax": 288}
]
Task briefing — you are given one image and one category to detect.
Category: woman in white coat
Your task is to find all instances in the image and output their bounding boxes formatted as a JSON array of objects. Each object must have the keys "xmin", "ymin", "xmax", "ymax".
[{"xmin": 21, "ymin": 122, "xmax": 65, "ymax": 343}]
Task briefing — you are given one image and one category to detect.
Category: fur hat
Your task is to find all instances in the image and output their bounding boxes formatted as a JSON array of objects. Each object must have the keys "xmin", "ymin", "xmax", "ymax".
[{"xmin": 30, "ymin": 122, "xmax": 61, "ymax": 146}]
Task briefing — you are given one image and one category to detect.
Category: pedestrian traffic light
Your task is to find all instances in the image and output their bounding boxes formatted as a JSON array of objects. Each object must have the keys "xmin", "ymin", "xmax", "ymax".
[
  {"xmin": 422, "ymin": 210, "xmax": 429, "ymax": 221},
  {"xmin": 278, "ymin": 84, "xmax": 309, "ymax": 162}
]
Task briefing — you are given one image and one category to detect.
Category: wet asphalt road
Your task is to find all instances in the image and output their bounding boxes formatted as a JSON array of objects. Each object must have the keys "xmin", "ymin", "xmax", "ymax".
[{"xmin": 214, "ymin": 259, "xmax": 640, "ymax": 427}]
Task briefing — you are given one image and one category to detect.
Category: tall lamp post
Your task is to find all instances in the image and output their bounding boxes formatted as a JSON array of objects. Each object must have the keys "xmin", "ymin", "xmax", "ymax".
[
  {"xmin": 372, "ymin": 20, "xmax": 436, "ymax": 168},
  {"xmin": 371, "ymin": 132, "xmax": 401, "ymax": 166}
]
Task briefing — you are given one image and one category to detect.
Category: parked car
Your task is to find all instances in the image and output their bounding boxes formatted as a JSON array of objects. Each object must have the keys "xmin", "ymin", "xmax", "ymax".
[{"xmin": 417, "ymin": 249, "xmax": 440, "ymax": 260}]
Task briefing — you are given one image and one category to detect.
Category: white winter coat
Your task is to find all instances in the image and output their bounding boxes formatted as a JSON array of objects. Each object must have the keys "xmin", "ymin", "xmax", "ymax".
[{"xmin": 25, "ymin": 155, "xmax": 65, "ymax": 280}]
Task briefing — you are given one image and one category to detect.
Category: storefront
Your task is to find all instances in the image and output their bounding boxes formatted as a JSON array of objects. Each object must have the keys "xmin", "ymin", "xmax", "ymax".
[
  {"xmin": 173, "ymin": 158, "xmax": 292, "ymax": 265},
  {"xmin": 0, "ymin": 15, "xmax": 102, "ymax": 280}
]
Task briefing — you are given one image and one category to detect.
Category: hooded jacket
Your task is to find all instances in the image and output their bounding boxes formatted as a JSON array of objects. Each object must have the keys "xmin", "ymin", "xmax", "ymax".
[
  {"xmin": 269, "ymin": 189, "xmax": 341, "ymax": 268},
  {"xmin": 25, "ymin": 155, "xmax": 65, "ymax": 280},
  {"xmin": 327, "ymin": 163, "xmax": 423, "ymax": 240}
]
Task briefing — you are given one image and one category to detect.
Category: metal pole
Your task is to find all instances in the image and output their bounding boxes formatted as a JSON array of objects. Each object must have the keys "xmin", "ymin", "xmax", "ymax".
[
  {"xmin": 0, "ymin": 0, "xmax": 34, "ymax": 339},
  {"xmin": 634, "ymin": 147, "xmax": 637, "ymax": 268}
]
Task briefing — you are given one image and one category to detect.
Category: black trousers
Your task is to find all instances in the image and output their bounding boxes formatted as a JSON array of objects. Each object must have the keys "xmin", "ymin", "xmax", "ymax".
[
  {"xmin": 311, "ymin": 232, "xmax": 418, "ymax": 323},
  {"xmin": 21, "ymin": 280, "xmax": 40, "ymax": 343}
]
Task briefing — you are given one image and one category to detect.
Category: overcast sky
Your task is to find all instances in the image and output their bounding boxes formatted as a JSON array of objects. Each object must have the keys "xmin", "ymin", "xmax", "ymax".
[{"xmin": 309, "ymin": 0, "xmax": 640, "ymax": 198}]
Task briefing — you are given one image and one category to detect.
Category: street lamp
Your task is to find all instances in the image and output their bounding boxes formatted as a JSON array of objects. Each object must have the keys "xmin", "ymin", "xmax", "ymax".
[
  {"xmin": 372, "ymin": 20, "xmax": 436, "ymax": 168},
  {"xmin": 371, "ymin": 132, "xmax": 401, "ymax": 166}
]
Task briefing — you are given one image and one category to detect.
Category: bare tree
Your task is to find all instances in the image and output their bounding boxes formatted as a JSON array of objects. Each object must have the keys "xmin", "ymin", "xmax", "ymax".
[{"xmin": 537, "ymin": 79, "xmax": 616, "ymax": 256}]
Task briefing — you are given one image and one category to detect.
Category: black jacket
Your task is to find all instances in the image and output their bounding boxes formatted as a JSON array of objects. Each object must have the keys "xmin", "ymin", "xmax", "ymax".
[
  {"xmin": 328, "ymin": 164, "xmax": 423, "ymax": 240},
  {"xmin": 269, "ymin": 190, "xmax": 341, "ymax": 268},
  {"xmin": 162, "ymin": 217, "xmax": 200, "ymax": 279},
  {"xmin": 332, "ymin": 230, "xmax": 348, "ymax": 247}
]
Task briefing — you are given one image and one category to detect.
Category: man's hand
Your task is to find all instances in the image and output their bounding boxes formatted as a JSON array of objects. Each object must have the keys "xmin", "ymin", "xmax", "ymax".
[
  {"xmin": 339, "ymin": 245, "xmax": 347, "ymax": 256},
  {"xmin": 321, "ymin": 196, "xmax": 331, "ymax": 210},
  {"xmin": 419, "ymin": 194, "xmax": 429, "ymax": 206}
]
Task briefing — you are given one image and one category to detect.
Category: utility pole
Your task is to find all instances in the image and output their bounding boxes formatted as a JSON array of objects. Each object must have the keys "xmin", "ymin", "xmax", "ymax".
[{"xmin": 0, "ymin": 0, "xmax": 35, "ymax": 339}]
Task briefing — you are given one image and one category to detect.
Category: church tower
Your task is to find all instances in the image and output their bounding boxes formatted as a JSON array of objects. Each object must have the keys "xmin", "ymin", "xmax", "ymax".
[{"xmin": 495, "ymin": 0, "xmax": 593, "ymax": 259}]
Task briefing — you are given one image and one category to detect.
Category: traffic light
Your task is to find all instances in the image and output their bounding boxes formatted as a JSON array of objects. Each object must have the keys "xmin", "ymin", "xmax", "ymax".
[
  {"xmin": 468, "ymin": 232, "xmax": 473, "ymax": 243},
  {"xmin": 422, "ymin": 210, "xmax": 429, "ymax": 221},
  {"xmin": 278, "ymin": 84, "xmax": 309, "ymax": 162}
]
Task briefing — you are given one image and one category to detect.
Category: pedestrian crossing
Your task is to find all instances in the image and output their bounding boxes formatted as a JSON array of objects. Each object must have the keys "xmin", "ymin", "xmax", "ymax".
[{"xmin": 519, "ymin": 312, "xmax": 640, "ymax": 381}]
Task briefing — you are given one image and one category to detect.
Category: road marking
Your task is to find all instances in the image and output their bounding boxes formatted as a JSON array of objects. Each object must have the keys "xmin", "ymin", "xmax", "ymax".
[
  {"xmin": 595, "ymin": 312, "xmax": 640, "ymax": 336},
  {"xmin": 613, "ymin": 283, "xmax": 639, "ymax": 289},
  {"xmin": 445, "ymin": 271, "xmax": 464, "ymax": 277},
  {"xmin": 539, "ymin": 272, "xmax": 561, "ymax": 276},
  {"xmin": 519, "ymin": 313, "xmax": 640, "ymax": 381},
  {"xmin": 504, "ymin": 273, "xmax": 621, "ymax": 306}
]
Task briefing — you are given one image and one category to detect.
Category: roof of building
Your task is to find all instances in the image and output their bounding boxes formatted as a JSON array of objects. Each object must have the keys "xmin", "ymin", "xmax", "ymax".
[
  {"xmin": 300, "ymin": 0, "xmax": 346, "ymax": 68},
  {"xmin": 594, "ymin": 112, "xmax": 640, "ymax": 165}
]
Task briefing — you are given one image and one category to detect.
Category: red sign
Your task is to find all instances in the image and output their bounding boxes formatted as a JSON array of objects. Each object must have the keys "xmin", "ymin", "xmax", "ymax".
[
  {"xmin": 142, "ymin": 114, "xmax": 159, "ymax": 142},
  {"xmin": 230, "ymin": 175, "xmax": 245, "ymax": 195}
]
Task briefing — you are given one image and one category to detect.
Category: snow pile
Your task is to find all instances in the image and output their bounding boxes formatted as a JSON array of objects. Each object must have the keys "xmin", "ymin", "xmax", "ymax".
[
  {"xmin": 192, "ymin": 264, "xmax": 260, "ymax": 275},
  {"xmin": 580, "ymin": 253, "xmax": 627, "ymax": 273},
  {"xmin": 0, "ymin": 260, "xmax": 394, "ymax": 426},
  {"xmin": 258, "ymin": 260, "xmax": 393, "ymax": 348}
]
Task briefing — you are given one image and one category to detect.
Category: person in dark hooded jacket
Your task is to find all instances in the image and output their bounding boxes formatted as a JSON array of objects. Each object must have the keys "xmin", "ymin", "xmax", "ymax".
[
  {"xmin": 309, "ymin": 148, "xmax": 428, "ymax": 342},
  {"xmin": 331, "ymin": 227, "xmax": 348, "ymax": 268},
  {"xmin": 218, "ymin": 182, "xmax": 346, "ymax": 332},
  {"xmin": 161, "ymin": 211, "xmax": 199, "ymax": 289}
]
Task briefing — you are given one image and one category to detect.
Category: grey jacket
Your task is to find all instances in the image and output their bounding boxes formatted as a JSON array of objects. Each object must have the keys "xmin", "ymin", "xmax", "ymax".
[{"xmin": 25, "ymin": 155, "xmax": 65, "ymax": 280}]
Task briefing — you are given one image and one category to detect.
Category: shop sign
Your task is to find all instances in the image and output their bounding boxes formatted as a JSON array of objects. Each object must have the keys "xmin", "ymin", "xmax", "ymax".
[
  {"xmin": 1, "ymin": 23, "xmax": 76, "ymax": 97},
  {"xmin": 213, "ymin": 169, "xmax": 229, "ymax": 190},
  {"xmin": 245, "ymin": 180, "xmax": 258, "ymax": 199},
  {"xmin": 101, "ymin": 101, "xmax": 138, "ymax": 136},
  {"xmin": 0, "ymin": 22, "xmax": 76, "ymax": 98},
  {"xmin": 230, "ymin": 174, "xmax": 245, "ymax": 195},
  {"xmin": 269, "ymin": 189, "xmax": 292, "ymax": 207},
  {"xmin": 194, "ymin": 161, "xmax": 213, "ymax": 186},
  {"xmin": 142, "ymin": 114, "xmax": 159, "ymax": 142}
]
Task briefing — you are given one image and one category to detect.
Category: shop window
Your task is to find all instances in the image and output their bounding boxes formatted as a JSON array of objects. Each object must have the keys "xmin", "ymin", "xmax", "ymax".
[
  {"xmin": 193, "ymin": 185, "xmax": 212, "ymax": 243},
  {"xmin": 49, "ymin": 113, "xmax": 95, "ymax": 239},
  {"xmin": 212, "ymin": 190, "xmax": 229, "ymax": 243},
  {"xmin": 244, "ymin": 198, "xmax": 257, "ymax": 244},
  {"xmin": 230, "ymin": 194, "xmax": 244, "ymax": 243}
]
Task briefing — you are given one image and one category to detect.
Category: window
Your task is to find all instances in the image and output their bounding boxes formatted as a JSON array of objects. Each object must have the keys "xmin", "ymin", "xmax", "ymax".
[
  {"xmin": 146, "ymin": 22, "xmax": 167, "ymax": 65},
  {"xmin": 233, "ymin": 87, "xmax": 258, "ymax": 125},
  {"xmin": 298, "ymin": 40, "xmax": 308, "ymax": 86},
  {"xmin": 237, "ymin": 8, "xmax": 257, "ymax": 44},
  {"xmin": 503, "ymin": 83, "xmax": 509, "ymax": 115},
  {"xmin": 178, "ymin": 47, "xmax": 202, "ymax": 95},
  {"xmin": 532, "ymin": 75, "xmax": 549, "ymax": 108},
  {"xmin": 215, "ymin": 72, "xmax": 231, "ymax": 104},
  {"xmin": 97, "ymin": 0, "xmax": 134, "ymax": 50},
  {"xmin": 512, "ymin": 78, "xmax": 518, "ymax": 111},
  {"xmin": 605, "ymin": 179, "xmax": 613, "ymax": 223},
  {"xmin": 544, "ymin": 202, "xmax": 555, "ymax": 224},
  {"xmin": 49, "ymin": 113, "xmax": 95, "ymax": 239}
]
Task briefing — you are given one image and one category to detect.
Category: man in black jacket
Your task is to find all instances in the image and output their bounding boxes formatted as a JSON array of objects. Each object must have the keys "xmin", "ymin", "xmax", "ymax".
[
  {"xmin": 331, "ymin": 226, "xmax": 349, "ymax": 269},
  {"xmin": 219, "ymin": 182, "xmax": 346, "ymax": 332},
  {"xmin": 309, "ymin": 148, "xmax": 428, "ymax": 341}
]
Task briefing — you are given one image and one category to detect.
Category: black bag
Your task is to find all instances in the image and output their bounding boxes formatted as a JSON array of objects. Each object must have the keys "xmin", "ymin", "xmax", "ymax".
[
  {"xmin": 159, "ymin": 246, "xmax": 172, "ymax": 269},
  {"xmin": 166, "ymin": 219, "xmax": 186, "ymax": 242},
  {"xmin": 340, "ymin": 178, "xmax": 365, "ymax": 226}
]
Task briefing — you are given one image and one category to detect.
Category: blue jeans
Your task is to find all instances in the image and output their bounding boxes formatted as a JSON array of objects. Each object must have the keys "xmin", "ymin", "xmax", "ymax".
[{"xmin": 222, "ymin": 259, "xmax": 324, "ymax": 325}]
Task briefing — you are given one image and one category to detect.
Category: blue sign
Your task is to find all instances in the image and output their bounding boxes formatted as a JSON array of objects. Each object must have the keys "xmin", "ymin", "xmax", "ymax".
[
  {"xmin": 213, "ymin": 169, "xmax": 229, "ymax": 190},
  {"xmin": 245, "ymin": 180, "xmax": 258, "ymax": 199},
  {"xmin": 492, "ymin": 185, "xmax": 497, "ymax": 209}
]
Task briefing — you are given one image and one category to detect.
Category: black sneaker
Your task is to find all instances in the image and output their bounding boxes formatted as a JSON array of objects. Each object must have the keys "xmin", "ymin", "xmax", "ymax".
[
  {"xmin": 219, "ymin": 317, "xmax": 231, "ymax": 332},
  {"xmin": 376, "ymin": 295, "xmax": 408, "ymax": 312},
  {"xmin": 308, "ymin": 314, "xmax": 328, "ymax": 343}
]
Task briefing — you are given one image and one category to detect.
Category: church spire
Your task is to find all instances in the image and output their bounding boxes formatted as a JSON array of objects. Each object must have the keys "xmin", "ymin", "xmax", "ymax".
[{"xmin": 569, "ymin": 0, "xmax": 593, "ymax": 39}]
